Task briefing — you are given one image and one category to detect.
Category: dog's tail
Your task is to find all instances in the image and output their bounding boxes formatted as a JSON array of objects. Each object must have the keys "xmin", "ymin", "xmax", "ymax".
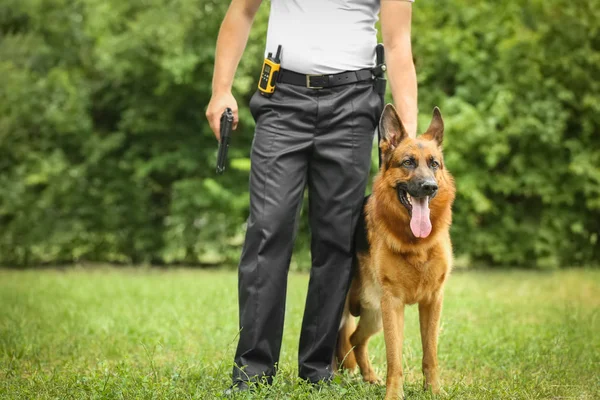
[{"xmin": 336, "ymin": 298, "xmax": 357, "ymax": 371}]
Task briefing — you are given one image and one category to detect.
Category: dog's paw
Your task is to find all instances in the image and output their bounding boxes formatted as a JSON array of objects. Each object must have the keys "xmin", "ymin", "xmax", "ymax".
[
  {"xmin": 423, "ymin": 378, "xmax": 443, "ymax": 395},
  {"xmin": 363, "ymin": 372, "xmax": 383, "ymax": 385},
  {"xmin": 384, "ymin": 386, "xmax": 404, "ymax": 400}
]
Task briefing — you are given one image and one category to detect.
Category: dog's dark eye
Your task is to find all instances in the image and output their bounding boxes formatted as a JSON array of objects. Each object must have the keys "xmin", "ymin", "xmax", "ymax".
[
  {"xmin": 431, "ymin": 160, "xmax": 440, "ymax": 169},
  {"xmin": 403, "ymin": 160, "xmax": 413, "ymax": 167}
]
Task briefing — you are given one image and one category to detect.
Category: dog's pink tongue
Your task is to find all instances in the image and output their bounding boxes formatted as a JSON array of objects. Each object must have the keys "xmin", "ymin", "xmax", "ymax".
[{"xmin": 410, "ymin": 197, "xmax": 432, "ymax": 238}]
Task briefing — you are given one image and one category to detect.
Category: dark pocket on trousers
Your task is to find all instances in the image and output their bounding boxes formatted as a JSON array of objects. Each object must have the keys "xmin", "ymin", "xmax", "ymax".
[{"xmin": 248, "ymin": 89, "xmax": 261, "ymax": 121}]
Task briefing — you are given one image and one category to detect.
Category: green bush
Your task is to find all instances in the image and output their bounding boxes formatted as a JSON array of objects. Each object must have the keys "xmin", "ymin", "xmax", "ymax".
[
  {"xmin": 411, "ymin": 0, "xmax": 600, "ymax": 268},
  {"xmin": 0, "ymin": 0, "xmax": 598, "ymax": 268}
]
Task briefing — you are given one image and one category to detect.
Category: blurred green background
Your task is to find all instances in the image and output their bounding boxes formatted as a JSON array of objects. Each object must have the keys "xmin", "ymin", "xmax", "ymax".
[{"xmin": 1, "ymin": 0, "xmax": 598, "ymax": 270}]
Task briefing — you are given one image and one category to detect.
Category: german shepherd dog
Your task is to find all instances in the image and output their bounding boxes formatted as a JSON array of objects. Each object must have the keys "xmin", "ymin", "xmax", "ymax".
[{"xmin": 336, "ymin": 104, "xmax": 456, "ymax": 399}]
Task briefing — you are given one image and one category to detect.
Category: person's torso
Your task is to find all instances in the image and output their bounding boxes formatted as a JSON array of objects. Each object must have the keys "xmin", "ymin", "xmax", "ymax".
[{"xmin": 264, "ymin": 0, "xmax": 381, "ymax": 75}]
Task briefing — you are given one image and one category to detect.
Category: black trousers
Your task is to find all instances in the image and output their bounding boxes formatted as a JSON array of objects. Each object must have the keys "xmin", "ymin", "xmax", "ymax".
[{"xmin": 232, "ymin": 78, "xmax": 383, "ymax": 384}]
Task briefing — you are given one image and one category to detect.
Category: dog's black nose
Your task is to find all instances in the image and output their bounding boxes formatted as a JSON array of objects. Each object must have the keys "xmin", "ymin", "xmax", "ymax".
[{"xmin": 421, "ymin": 180, "xmax": 438, "ymax": 196}]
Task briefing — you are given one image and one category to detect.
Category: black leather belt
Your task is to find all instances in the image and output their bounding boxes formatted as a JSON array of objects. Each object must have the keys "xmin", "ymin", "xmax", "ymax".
[{"xmin": 277, "ymin": 68, "xmax": 375, "ymax": 89}]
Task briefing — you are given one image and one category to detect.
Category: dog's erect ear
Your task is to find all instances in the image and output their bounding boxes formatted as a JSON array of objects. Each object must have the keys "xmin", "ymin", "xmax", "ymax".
[
  {"xmin": 422, "ymin": 107, "xmax": 444, "ymax": 146},
  {"xmin": 379, "ymin": 103, "xmax": 408, "ymax": 151}
]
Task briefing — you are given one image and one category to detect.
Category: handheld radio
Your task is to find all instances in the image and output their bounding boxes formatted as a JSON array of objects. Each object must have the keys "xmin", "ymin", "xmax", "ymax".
[{"xmin": 258, "ymin": 45, "xmax": 282, "ymax": 97}]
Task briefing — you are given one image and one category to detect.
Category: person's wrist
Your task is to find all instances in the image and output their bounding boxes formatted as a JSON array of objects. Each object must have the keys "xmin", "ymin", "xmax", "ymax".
[
  {"xmin": 404, "ymin": 122, "xmax": 417, "ymax": 138},
  {"xmin": 211, "ymin": 83, "xmax": 233, "ymax": 97}
]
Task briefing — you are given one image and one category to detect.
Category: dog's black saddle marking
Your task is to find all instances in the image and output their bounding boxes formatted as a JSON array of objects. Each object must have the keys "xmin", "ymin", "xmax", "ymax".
[{"xmin": 354, "ymin": 195, "xmax": 371, "ymax": 255}]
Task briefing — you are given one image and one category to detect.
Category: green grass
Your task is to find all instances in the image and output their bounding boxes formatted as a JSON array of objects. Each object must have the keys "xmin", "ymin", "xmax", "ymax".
[{"xmin": 0, "ymin": 267, "xmax": 599, "ymax": 399}]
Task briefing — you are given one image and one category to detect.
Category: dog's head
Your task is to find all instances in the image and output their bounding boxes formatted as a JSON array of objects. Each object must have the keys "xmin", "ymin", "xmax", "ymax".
[{"xmin": 376, "ymin": 104, "xmax": 455, "ymax": 240}]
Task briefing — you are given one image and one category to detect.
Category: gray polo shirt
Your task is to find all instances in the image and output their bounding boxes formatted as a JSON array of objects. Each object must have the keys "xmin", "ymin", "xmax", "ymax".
[{"xmin": 264, "ymin": 0, "xmax": 414, "ymax": 75}]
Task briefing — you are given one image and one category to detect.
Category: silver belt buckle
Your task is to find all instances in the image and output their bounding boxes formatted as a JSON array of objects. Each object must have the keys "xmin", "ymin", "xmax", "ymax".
[{"xmin": 306, "ymin": 74, "xmax": 324, "ymax": 89}]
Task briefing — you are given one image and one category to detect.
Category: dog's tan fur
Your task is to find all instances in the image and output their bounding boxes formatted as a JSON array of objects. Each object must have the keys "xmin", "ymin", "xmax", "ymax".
[{"xmin": 336, "ymin": 104, "xmax": 456, "ymax": 399}]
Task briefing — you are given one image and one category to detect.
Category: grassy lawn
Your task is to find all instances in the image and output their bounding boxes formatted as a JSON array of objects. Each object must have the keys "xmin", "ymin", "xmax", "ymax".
[{"xmin": 0, "ymin": 267, "xmax": 599, "ymax": 399}]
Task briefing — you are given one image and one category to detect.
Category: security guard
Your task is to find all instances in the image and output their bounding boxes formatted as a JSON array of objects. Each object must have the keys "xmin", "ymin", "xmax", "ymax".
[{"xmin": 205, "ymin": 0, "xmax": 418, "ymax": 393}]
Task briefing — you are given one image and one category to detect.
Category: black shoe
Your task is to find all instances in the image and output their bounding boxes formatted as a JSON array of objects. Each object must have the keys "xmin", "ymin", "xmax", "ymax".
[{"xmin": 223, "ymin": 381, "xmax": 251, "ymax": 396}]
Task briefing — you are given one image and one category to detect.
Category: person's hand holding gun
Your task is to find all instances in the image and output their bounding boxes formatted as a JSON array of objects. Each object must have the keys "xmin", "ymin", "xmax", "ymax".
[{"xmin": 206, "ymin": 92, "xmax": 239, "ymax": 141}]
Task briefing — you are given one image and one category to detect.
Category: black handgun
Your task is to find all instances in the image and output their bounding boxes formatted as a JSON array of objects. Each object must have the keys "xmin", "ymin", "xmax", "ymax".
[
  {"xmin": 216, "ymin": 108, "xmax": 234, "ymax": 174},
  {"xmin": 373, "ymin": 44, "xmax": 387, "ymax": 168},
  {"xmin": 374, "ymin": 43, "xmax": 387, "ymax": 98}
]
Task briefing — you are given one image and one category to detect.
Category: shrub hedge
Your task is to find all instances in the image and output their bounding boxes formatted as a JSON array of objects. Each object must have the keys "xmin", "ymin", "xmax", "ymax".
[{"xmin": 0, "ymin": 0, "xmax": 598, "ymax": 268}]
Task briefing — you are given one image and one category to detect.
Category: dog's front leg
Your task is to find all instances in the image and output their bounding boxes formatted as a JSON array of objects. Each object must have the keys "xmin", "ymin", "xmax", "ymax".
[
  {"xmin": 381, "ymin": 292, "xmax": 405, "ymax": 400},
  {"xmin": 419, "ymin": 291, "xmax": 443, "ymax": 393}
]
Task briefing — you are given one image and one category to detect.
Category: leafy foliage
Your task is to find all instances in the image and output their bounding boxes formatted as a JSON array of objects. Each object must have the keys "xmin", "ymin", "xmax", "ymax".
[
  {"xmin": 411, "ymin": 0, "xmax": 600, "ymax": 268},
  {"xmin": 0, "ymin": 0, "xmax": 598, "ymax": 268}
]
